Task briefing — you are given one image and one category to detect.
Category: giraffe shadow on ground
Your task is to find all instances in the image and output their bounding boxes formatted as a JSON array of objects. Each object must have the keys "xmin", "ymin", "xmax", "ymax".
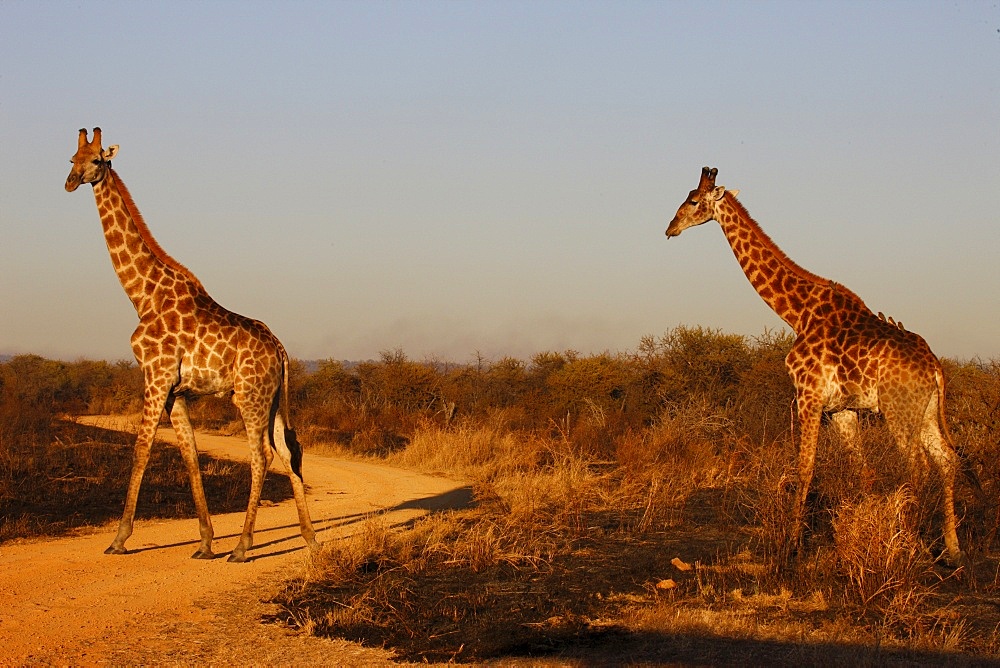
[
  {"xmin": 121, "ymin": 485, "xmax": 476, "ymax": 562},
  {"xmin": 243, "ymin": 485, "xmax": 475, "ymax": 562}
]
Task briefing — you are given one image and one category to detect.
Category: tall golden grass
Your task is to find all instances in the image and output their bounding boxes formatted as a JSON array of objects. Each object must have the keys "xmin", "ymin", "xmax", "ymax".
[{"xmin": 272, "ymin": 329, "xmax": 1000, "ymax": 662}]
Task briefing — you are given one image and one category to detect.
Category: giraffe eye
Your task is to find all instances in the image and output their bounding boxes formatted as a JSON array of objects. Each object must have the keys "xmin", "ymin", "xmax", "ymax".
[{"xmin": 689, "ymin": 200, "xmax": 699, "ymax": 206}]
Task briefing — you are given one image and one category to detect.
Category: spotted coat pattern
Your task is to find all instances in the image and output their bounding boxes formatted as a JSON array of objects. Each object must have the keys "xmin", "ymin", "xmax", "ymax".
[
  {"xmin": 66, "ymin": 128, "xmax": 319, "ymax": 562},
  {"xmin": 666, "ymin": 166, "xmax": 966, "ymax": 563}
]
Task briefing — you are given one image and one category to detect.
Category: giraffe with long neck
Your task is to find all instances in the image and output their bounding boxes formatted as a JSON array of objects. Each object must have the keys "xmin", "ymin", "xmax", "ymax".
[
  {"xmin": 666, "ymin": 166, "xmax": 972, "ymax": 564},
  {"xmin": 65, "ymin": 128, "xmax": 320, "ymax": 562}
]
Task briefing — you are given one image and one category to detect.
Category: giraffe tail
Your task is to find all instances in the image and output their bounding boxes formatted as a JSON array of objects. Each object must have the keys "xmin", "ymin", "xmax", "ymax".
[
  {"xmin": 282, "ymin": 421, "xmax": 304, "ymax": 481},
  {"xmin": 937, "ymin": 369, "xmax": 982, "ymax": 497},
  {"xmin": 271, "ymin": 349, "xmax": 304, "ymax": 480}
]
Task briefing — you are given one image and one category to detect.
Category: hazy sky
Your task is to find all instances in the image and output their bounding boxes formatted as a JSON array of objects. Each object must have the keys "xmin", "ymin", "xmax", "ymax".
[{"xmin": 2, "ymin": 1, "xmax": 998, "ymax": 364}]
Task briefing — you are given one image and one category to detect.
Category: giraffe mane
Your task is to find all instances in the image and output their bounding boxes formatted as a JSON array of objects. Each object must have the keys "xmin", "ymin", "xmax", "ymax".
[
  {"xmin": 725, "ymin": 192, "xmax": 868, "ymax": 307},
  {"xmin": 108, "ymin": 167, "xmax": 207, "ymax": 293}
]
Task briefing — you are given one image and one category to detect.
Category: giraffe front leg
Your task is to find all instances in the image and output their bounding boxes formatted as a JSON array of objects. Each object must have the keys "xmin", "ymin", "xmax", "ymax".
[
  {"xmin": 168, "ymin": 394, "xmax": 215, "ymax": 559},
  {"xmin": 106, "ymin": 387, "xmax": 168, "ymax": 555},
  {"xmin": 791, "ymin": 396, "xmax": 823, "ymax": 558},
  {"xmin": 229, "ymin": 423, "xmax": 267, "ymax": 563},
  {"xmin": 830, "ymin": 410, "xmax": 874, "ymax": 491}
]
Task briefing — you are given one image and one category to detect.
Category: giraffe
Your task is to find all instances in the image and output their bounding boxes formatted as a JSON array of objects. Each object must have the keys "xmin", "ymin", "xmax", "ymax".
[
  {"xmin": 665, "ymin": 166, "xmax": 974, "ymax": 564},
  {"xmin": 65, "ymin": 128, "xmax": 320, "ymax": 562}
]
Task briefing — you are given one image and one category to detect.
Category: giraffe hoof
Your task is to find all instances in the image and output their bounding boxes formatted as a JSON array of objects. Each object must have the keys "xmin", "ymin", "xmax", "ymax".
[
  {"xmin": 227, "ymin": 552, "xmax": 249, "ymax": 563},
  {"xmin": 104, "ymin": 545, "xmax": 127, "ymax": 555},
  {"xmin": 191, "ymin": 549, "xmax": 215, "ymax": 560},
  {"xmin": 944, "ymin": 550, "xmax": 967, "ymax": 568}
]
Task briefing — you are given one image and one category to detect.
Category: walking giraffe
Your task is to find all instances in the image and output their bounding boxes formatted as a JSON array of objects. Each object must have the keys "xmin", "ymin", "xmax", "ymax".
[
  {"xmin": 65, "ymin": 128, "xmax": 320, "ymax": 562},
  {"xmin": 665, "ymin": 166, "xmax": 973, "ymax": 564}
]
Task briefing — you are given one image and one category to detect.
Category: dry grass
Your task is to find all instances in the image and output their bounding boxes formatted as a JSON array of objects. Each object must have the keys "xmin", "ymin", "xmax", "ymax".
[{"xmin": 274, "ymin": 409, "xmax": 1000, "ymax": 664}]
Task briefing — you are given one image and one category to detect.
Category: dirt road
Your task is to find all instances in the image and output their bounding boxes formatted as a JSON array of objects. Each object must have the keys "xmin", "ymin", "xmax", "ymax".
[{"xmin": 0, "ymin": 417, "xmax": 471, "ymax": 665}]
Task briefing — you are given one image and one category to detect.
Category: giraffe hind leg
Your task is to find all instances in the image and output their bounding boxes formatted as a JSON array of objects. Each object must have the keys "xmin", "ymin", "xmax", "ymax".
[
  {"xmin": 272, "ymin": 410, "xmax": 320, "ymax": 552},
  {"xmin": 228, "ymin": 415, "xmax": 268, "ymax": 563},
  {"xmin": 229, "ymin": 388, "xmax": 270, "ymax": 563},
  {"xmin": 919, "ymin": 402, "xmax": 964, "ymax": 565},
  {"xmin": 885, "ymin": 396, "xmax": 964, "ymax": 565}
]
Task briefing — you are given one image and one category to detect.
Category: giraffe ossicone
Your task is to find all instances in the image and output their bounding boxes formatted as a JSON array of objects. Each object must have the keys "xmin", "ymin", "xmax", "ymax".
[
  {"xmin": 666, "ymin": 166, "xmax": 977, "ymax": 565},
  {"xmin": 66, "ymin": 127, "xmax": 320, "ymax": 563}
]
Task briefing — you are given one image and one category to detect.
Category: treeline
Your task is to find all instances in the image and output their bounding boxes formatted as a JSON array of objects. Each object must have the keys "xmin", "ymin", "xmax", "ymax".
[
  {"xmin": 0, "ymin": 327, "xmax": 790, "ymax": 452},
  {"xmin": 287, "ymin": 327, "xmax": 796, "ymax": 457},
  {"xmin": 3, "ymin": 326, "xmax": 999, "ymax": 465}
]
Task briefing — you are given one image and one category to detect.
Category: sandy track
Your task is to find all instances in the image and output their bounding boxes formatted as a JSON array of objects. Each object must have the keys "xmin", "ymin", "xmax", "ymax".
[{"xmin": 0, "ymin": 416, "xmax": 470, "ymax": 665}]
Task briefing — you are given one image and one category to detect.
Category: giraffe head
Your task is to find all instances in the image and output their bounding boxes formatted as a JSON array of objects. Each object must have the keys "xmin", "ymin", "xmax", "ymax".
[
  {"xmin": 65, "ymin": 127, "xmax": 119, "ymax": 192},
  {"xmin": 665, "ymin": 166, "xmax": 739, "ymax": 238}
]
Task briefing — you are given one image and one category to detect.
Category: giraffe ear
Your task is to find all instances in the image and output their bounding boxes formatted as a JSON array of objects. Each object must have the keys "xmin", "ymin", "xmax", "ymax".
[
  {"xmin": 712, "ymin": 185, "xmax": 727, "ymax": 200},
  {"xmin": 103, "ymin": 145, "xmax": 119, "ymax": 161},
  {"xmin": 728, "ymin": 189, "xmax": 740, "ymax": 198}
]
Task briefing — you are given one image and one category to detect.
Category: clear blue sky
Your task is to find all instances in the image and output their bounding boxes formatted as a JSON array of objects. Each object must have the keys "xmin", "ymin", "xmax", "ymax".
[{"xmin": 1, "ymin": 1, "xmax": 998, "ymax": 363}]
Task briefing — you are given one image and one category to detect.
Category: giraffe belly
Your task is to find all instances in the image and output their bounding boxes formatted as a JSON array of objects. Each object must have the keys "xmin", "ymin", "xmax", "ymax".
[
  {"xmin": 175, "ymin": 363, "xmax": 233, "ymax": 396},
  {"xmin": 822, "ymin": 378, "xmax": 879, "ymax": 412}
]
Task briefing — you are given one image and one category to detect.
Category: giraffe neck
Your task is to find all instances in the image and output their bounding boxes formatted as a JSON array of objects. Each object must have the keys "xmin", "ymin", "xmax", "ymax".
[
  {"xmin": 714, "ymin": 193, "xmax": 865, "ymax": 332},
  {"xmin": 92, "ymin": 168, "xmax": 206, "ymax": 317}
]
